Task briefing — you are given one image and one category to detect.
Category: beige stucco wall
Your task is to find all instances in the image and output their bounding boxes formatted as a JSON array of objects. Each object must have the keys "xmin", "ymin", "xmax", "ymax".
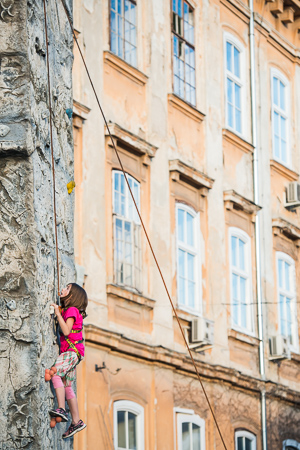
[{"xmin": 72, "ymin": 0, "xmax": 300, "ymax": 448}]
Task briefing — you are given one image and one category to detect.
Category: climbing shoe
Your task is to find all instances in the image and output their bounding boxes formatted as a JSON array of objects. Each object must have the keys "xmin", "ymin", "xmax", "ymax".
[
  {"xmin": 62, "ymin": 419, "xmax": 87, "ymax": 439},
  {"xmin": 49, "ymin": 407, "xmax": 68, "ymax": 422}
]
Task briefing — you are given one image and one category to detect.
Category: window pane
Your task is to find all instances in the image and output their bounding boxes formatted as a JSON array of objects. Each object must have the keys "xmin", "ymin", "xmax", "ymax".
[
  {"xmin": 280, "ymin": 81, "xmax": 285, "ymax": 110},
  {"xmin": 187, "ymin": 212, "xmax": 194, "ymax": 246},
  {"xmin": 240, "ymin": 277, "xmax": 247, "ymax": 328},
  {"xmin": 273, "ymin": 77, "xmax": 278, "ymax": 107},
  {"xmin": 235, "ymin": 108, "xmax": 242, "ymax": 134},
  {"xmin": 237, "ymin": 436, "xmax": 244, "ymax": 450},
  {"xmin": 178, "ymin": 249, "xmax": 185, "ymax": 277},
  {"xmin": 231, "ymin": 236, "xmax": 237, "ymax": 267},
  {"xmin": 279, "ymin": 295, "xmax": 285, "ymax": 336},
  {"xmin": 278, "ymin": 259, "xmax": 283, "ymax": 289},
  {"xmin": 234, "ymin": 46, "xmax": 240, "ymax": 77},
  {"xmin": 117, "ymin": 411, "xmax": 126, "ymax": 448},
  {"xmin": 111, "ymin": 0, "xmax": 116, "ymax": 10},
  {"xmin": 232, "ymin": 274, "xmax": 239, "ymax": 325},
  {"xmin": 192, "ymin": 423, "xmax": 200, "ymax": 450},
  {"xmin": 245, "ymin": 438, "xmax": 252, "ymax": 450},
  {"xmin": 273, "ymin": 111, "xmax": 280, "ymax": 158},
  {"xmin": 285, "ymin": 261, "xmax": 290, "ymax": 291},
  {"xmin": 239, "ymin": 239, "xmax": 245, "ymax": 270},
  {"xmin": 117, "ymin": 0, "xmax": 122, "ymax": 14},
  {"xmin": 128, "ymin": 412, "xmax": 137, "ymax": 450},
  {"xmin": 226, "ymin": 42, "xmax": 232, "ymax": 72},
  {"xmin": 227, "ymin": 79, "xmax": 234, "ymax": 128},
  {"xmin": 182, "ymin": 422, "xmax": 190, "ymax": 450},
  {"xmin": 178, "ymin": 208, "xmax": 185, "ymax": 242},
  {"xmin": 111, "ymin": 10, "xmax": 117, "ymax": 32},
  {"xmin": 235, "ymin": 83, "xmax": 241, "ymax": 109}
]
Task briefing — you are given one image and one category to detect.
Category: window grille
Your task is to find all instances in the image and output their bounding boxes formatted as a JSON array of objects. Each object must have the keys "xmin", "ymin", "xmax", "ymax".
[
  {"xmin": 113, "ymin": 170, "xmax": 141, "ymax": 291},
  {"xmin": 111, "ymin": 0, "xmax": 137, "ymax": 67},
  {"xmin": 225, "ymin": 39, "xmax": 242, "ymax": 134},
  {"xmin": 172, "ymin": 0, "xmax": 196, "ymax": 106}
]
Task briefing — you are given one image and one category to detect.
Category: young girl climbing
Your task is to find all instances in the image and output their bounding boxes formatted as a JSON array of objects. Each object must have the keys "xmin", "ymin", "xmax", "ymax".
[{"xmin": 46, "ymin": 282, "xmax": 88, "ymax": 439}]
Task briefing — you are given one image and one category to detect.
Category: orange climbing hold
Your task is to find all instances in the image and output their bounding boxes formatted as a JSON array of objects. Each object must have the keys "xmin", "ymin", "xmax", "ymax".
[
  {"xmin": 56, "ymin": 416, "xmax": 62, "ymax": 423},
  {"xmin": 49, "ymin": 370, "xmax": 54, "ymax": 376},
  {"xmin": 51, "ymin": 366, "xmax": 57, "ymax": 374},
  {"xmin": 50, "ymin": 418, "xmax": 56, "ymax": 428},
  {"xmin": 45, "ymin": 369, "xmax": 51, "ymax": 382}
]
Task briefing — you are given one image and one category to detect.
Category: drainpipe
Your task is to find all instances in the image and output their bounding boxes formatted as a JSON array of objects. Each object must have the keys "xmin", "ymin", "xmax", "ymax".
[{"xmin": 249, "ymin": 1, "xmax": 268, "ymax": 449}]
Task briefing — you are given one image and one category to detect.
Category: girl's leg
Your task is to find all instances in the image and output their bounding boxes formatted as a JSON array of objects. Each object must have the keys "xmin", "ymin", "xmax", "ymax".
[
  {"xmin": 65, "ymin": 381, "xmax": 80, "ymax": 424},
  {"xmin": 52, "ymin": 375, "xmax": 66, "ymax": 409}
]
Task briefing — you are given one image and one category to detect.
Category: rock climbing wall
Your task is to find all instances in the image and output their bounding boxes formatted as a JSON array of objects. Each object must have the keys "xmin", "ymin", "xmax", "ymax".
[{"xmin": 0, "ymin": 1, "xmax": 75, "ymax": 448}]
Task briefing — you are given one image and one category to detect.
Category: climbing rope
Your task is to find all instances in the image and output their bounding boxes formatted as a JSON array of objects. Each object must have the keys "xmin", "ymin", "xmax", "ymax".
[
  {"xmin": 46, "ymin": 1, "xmax": 229, "ymax": 448},
  {"xmin": 42, "ymin": 0, "xmax": 61, "ymax": 297}
]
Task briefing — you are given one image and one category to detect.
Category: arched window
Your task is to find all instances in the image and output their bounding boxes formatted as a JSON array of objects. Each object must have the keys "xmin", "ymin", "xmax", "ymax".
[
  {"xmin": 176, "ymin": 203, "xmax": 201, "ymax": 312},
  {"xmin": 229, "ymin": 228, "xmax": 253, "ymax": 333},
  {"xmin": 283, "ymin": 439, "xmax": 300, "ymax": 449},
  {"xmin": 235, "ymin": 430, "xmax": 256, "ymax": 449},
  {"xmin": 113, "ymin": 170, "xmax": 142, "ymax": 291},
  {"xmin": 114, "ymin": 400, "xmax": 144, "ymax": 450},
  {"xmin": 276, "ymin": 252, "xmax": 298, "ymax": 351},
  {"xmin": 176, "ymin": 409, "xmax": 205, "ymax": 450},
  {"xmin": 271, "ymin": 69, "xmax": 290, "ymax": 166},
  {"xmin": 224, "ymin": 33, "xmax": 244, "ymax": 135}
]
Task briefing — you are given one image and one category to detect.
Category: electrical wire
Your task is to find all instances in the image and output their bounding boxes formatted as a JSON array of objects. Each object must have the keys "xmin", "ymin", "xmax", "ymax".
[{"xmin": 57, "ymin": 1, "xmax": 229, "ymax": 448}]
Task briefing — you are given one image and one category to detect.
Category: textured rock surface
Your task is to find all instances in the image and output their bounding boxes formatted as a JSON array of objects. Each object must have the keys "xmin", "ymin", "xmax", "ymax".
[{"xmin": 0, "ymin": 1, "xmax": 75, "ymax": 448}]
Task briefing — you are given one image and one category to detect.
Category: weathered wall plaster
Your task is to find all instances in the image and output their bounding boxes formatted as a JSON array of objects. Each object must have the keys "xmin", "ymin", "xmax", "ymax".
[{"xmin": 0, "ymin": 1, "xmax": 75, "ymax": 448}]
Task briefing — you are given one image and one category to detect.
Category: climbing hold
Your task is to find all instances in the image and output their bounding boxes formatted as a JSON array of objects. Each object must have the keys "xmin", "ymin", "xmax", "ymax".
[
  {"xmin": 50, "ymin": 305, "xmax": 54, "ymax": 315},
  {"xmin": 49, "ymin": 369, "xmax": 54, "ymax": 376},
  {"xmin": 51, "ymin": 366, "xmax": 57, "ymax": 374},
  {"xmin": 66, "ymin": 108, "xmax": 73, "ymax": 119},
  {"xmin": 45, "ymin": 369, "xmax": 51, "ymax": 382},
  {"xmin": 67, "ymin": 180, "xmax": 76, "ymax": 194},
  {"xmin": 56, "ymin": 417, "xmax": 62, "ymax": 423},
  {"xmin": 50, "ymin": 418, "xmax": 56, "ymax": 428}
]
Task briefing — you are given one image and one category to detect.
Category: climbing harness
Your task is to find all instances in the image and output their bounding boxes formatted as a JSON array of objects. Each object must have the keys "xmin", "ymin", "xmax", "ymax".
[
  {"xmin": 60, "ymin": 328, "xmax": 83, "ymax": 362},
  {"xmin": 43, "ymin": 0, "xmax": 228, "ymax": 448}
]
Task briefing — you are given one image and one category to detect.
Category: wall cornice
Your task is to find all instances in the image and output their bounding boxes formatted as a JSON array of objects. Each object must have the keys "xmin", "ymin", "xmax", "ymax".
[{"xmin": 84, "ymin": 324, "xmax": 300, "ymax": 406}]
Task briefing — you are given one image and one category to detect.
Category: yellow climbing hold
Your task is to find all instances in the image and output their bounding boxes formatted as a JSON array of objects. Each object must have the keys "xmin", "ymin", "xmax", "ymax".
[{"xmin": 67, "ymin": 180, "xmax": 76, "ymax": 194}]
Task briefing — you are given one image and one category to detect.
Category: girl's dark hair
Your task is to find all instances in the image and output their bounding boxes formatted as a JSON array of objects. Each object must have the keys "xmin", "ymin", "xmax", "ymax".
[{"xmin": 61, "ymin": 283, "xmax": 88, "ymax": 319}]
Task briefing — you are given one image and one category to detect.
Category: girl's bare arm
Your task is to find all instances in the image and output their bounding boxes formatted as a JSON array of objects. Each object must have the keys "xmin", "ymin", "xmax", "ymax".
[{"xmin": 51, "ymin": 304, "xmax": 75, "ymax": 336}]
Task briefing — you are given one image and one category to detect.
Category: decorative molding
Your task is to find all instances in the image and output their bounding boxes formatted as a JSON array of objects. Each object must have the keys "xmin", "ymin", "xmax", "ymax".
[
  {"xmin": 106, "ymin": 283, "xmax": 156, "ymax": 310},
  {"xmin": 168, "ymin": 94, "xmax": 205, "ymax": 123},
  {"xmin": 272, "ymin": 218, "xmax": 300, "ymax": 245},
  {"xmin": 103, "ymin": 51, "xmax": 148, "ymax": 86},
  {"xmin": 73, "ymin": 99, "xmax": 91, "ymax": 119},
  {"xmin": 105, "ymin": 122, "xmax": 158, "ymax": 161},
  {"xmin": 253, "ymin": 13, "xmax": 299, "ymax": 64},
  {"xmin": 224, "ymin": 190, "xmax": 261, "ymax": 221},
  {"xmin": 84, "ymin": 324, "xmax": 300, "ymax": 406},
  {"xmin": 220, "ymin": 0, "xmax": 251, "ymax": 24},
  {"xmin": 222, "ymin": 128, "xmax": 254, "ymax": 154},
  {"xmin": 270, "ymin": 159, "xmax": 299, "ymax": 182},
  {"xmin": 169, "ymin": 159, "xmax": 214, "ymax": 193}
]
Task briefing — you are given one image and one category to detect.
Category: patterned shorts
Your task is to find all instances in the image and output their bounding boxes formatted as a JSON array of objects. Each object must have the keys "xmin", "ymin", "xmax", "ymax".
[{"xmin": 53, "ymin": 351, "xmax": 82, "ymax": 386}]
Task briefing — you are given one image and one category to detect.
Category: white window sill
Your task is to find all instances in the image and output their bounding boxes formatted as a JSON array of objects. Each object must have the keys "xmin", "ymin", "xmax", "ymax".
[{"xmin": 228, "ymin": 328, "xmax": 259, "ymax": 346}]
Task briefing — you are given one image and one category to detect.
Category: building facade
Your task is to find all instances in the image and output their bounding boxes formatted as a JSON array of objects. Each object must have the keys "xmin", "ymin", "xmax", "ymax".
[{"xmin": 72, "ymin": 0, "xmax": 300, "ymax": 448}]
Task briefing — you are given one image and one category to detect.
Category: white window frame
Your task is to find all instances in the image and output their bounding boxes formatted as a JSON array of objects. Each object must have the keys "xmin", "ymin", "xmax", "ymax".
[
  {"xmin": 283, "ymin": 439, "xmax": 300, "ymax": 449},
  {"xmin": 229, "ymin": 227, "xmax": 254, "ymax": 335},
  {"xmin": 176, "ymin": 203, "xmax": 202, "ymax": 315},
  {"xmin": 235, "ymin": 430, "xmax": 256, "ymax": 449},
  {"xmin": 113, "ymin": 400, "xmax": 144, "ymax": 450},
  {"xmin": 112, "ymin": 170, "xmax": 142, "ymax": 292},
  {"xmin": 174, "ymin": 408, "xmax": 205, "ymax": 450},
  {"xmin": 223, "ymin": 32, "xmax": 246, "ymax": 137},
  {"xmin": 271, "ymin": 68, "xmax": 290, "ymax": 168},
  {"xmin": 276, "ymin": 252, "xmax": 298, "ymax": 353},
  {"xmin": 110, "ymin": 0, "xmax": 137, "ymax": 67}
]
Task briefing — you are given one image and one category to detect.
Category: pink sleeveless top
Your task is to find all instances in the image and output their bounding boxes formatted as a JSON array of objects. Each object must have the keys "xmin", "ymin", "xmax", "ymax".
[{"xmin": 60, "ymin": 307, "xmax": 84, "ymax": 357}]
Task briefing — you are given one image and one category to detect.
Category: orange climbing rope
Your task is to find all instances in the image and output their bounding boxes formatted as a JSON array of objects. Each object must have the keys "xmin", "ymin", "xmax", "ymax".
[
  {"xmin": 43, "ymin": 0, "xmax": 61, "ymax": 297},
  {"xmin": 45, "ymin": 1, "xmax": 229, "ymax": 448}
]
